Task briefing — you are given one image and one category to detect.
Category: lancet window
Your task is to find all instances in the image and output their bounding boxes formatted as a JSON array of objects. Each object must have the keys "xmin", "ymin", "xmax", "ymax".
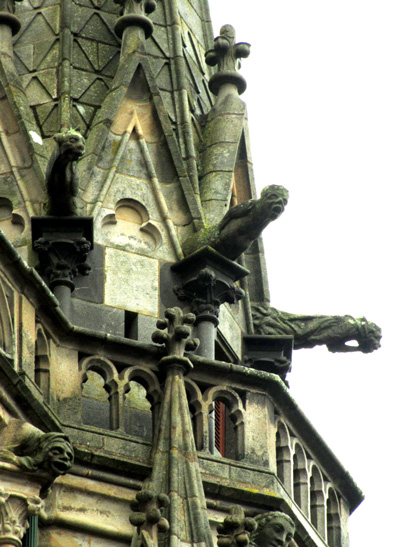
[
  {"xmin": 203, "ymin": 386, "xmax": 245, "ymax": 461},
  {"xmin": 326, "ymin": 487, "xmax": 342, "ymax": 547},
  {"xmin": 309, "ymin": 464, "xmax": 326, "ymax": 538},
  {"xmin": 34, "ymin": 325, "xmax": 50, "ymax": 403}
]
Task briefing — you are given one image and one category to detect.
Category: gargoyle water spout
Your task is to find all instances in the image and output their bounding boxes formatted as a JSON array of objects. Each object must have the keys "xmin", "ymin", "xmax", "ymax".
[
  {"xmin": 183, "ymin": 185, "xmax": 288, "ymax": 260},
  {"xmin": 252, "ymin": 304, "xmax": 382, "ymax": 354}
]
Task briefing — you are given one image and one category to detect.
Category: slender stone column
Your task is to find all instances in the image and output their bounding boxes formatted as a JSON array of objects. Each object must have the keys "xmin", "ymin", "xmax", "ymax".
[
  {"xmin": 172, "ymin": 247, "xmax": 249, "ymax": 454},
  {"xmin": 32, "ymin": 217, "xmax": 93, "ymax": 319}
]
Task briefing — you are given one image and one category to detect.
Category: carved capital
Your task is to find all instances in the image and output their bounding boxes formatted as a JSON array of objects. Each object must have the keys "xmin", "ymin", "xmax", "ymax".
[
  {"xmin": 174, "ymin": 267, "xmax": 245, "ymax": 324},
  {"xmin": 33, "ymin": 236, "xmax": 91, "ymax": 291},
  {"xmin": 205, "ymin": 25, "xmax": 250, "ymax": 96},
  {"xmin": 0, "ymin": 488, "xmax": 42, "ymax": 547},
  {"xmin": 217, "ymin": 505, "xmax": 256, "ymax": 547},
  {"xmin": 32, "ymin": 216, "xmax": 93, "ymax": 294},
  {"xmin": 129, "ymin": 485, "xmax": 169, "ymax": 547},
  {"xmin": 114, "ymin": 0, "xmax": 156, "ymax": 39}
]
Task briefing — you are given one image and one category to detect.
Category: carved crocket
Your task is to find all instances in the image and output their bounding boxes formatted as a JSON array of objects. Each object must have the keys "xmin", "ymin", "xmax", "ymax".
[
  {"xmin": 252, "ymin": 304, "xmax": 382, "ymax": 353},
  {"xmin": 182, "ymin": 185, "xmax": 288, "ymax": 260},
  {"xmin": 45, "ymin": 129, "xmax": 85, "ymax": 216}
]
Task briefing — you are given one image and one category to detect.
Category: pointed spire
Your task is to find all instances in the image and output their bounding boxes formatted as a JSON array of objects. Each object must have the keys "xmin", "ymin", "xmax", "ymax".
[{"xmin": 149, "ymin": 308, "xmax": 213, "ymax": 547}]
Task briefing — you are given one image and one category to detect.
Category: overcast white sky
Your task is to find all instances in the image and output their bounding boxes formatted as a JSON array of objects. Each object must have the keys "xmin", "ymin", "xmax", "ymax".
[{"xmin": 208, "ymin": 1, "xmax": 410, "ymax": 544}]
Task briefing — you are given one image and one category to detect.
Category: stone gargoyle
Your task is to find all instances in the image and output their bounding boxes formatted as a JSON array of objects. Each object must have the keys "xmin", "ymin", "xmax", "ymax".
[
  {"xmin": 182, "ymin": 185, "xmax": 288, "ymax": 260},
  {"xmin": 0, "ymin": 416, "xmax": 74, "ymax": 479},
  {"xmin": 45, "ymin": 129, "xmax": 85, "ymax": 216},
  {"xmin": 252, "ymin": 304, "xmax": 382, "ymax": 353},
  {"xmin": 250, "ymin": 511, "xmax": 296, "ymax": 547}
]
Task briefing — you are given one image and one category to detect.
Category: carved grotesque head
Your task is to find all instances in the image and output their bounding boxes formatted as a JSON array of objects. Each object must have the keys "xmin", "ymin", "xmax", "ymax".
[
  {"xmin": 251, "ymin": 512, "xmax": 295, "ymax": 547},
  {"xmin": 261, "ymin": 186, "xmax": 289, "ymax": 221},
  {"xmin": 54, "ymin": 130, "xmax": 85, "ymax": 161},
  {"xmin": 35, "ymin": 433, "xmax": 74, "ymax": 476}
]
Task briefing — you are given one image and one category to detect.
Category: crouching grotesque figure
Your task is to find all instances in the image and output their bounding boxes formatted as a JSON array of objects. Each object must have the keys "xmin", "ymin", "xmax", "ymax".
[
  {"xmin": 46, "ymin": 129, "xmax": 85, "ymax": 216},
  {"xmin": 0, "ymin": 416, "xmax": 74, "ymax": 478},
  {"xmin": 251, "ymin": 512, "xmax": 296, "ymax": 547},
  {"xmin": 182, "ymin": 185, "xmax": 288, "ymax": 260}
]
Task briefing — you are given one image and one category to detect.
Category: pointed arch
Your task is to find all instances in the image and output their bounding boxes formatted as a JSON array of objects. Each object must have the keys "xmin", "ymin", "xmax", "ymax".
[
  {"xmin": 275, "ymin": 418, "xmax": 292, "ymax": 492},
  {"xmin": 203, "ymin": 386, "xmax": 245, "ymax": 460},
  {"xmin": 79, "ymin": 356, "xmax": 120, "ymax": 430},
  {"xmin": 292, "ymin": 441, "xmax": 309, "ymax": 516},
  {"xmin": 309, "ymin": 464, "xmax": 326, "ymax": 538},
  {"xmin": 34, "ymin": 324, "xmax": 50, "ymax": 401},
  {"xmin": 184, "ymin": 378, "xmax": 205, "ymax": 450},
  {"xmin": 326, "ymin": 486, "xmax": 342, "ymax": 547}
]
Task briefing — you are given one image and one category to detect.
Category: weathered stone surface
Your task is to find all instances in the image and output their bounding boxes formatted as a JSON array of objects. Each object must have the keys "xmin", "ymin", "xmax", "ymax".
[
  {"xmin": 71, "ymin": 299, "xmax": 125, "ymax": 336},
  {"xmin": 218, "ymin": 303, "xmax": 242, "ymax": 359},
  {"xmin": 252, "ymin": 304, "xmax": 382, "ymax": 354},
  {"xmin": 74, "ymin": 243, "xmax": 104, "ymax": 303},
  {"xmin": 105, "ymin": 247, "xmax": 159, "ymax": 315}
]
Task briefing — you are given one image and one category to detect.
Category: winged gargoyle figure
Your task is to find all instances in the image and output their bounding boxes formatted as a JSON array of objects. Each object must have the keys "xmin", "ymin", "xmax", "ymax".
[{"xmin": 182, "ymin": 185, "xmax": 288, "ymax": 260}]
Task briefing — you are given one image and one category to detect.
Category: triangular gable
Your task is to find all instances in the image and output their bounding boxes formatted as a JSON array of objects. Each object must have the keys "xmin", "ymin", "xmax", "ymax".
[{"xmin": 80, "ymin": 57, "xmax": 204, "ymax": 235}]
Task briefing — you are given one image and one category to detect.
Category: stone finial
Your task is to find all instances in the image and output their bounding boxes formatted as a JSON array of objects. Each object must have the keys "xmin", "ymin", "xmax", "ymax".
[
  {"xmin": 152, "ymin": 307, "xmax": 199, "ymax": 372},
  {"xmin": 250, "ymin": 512, "xmax": 296, "ymax": 547},
  {"xmin": 0, "ymin": 488, "xmax": 43, "ymax": 547},
  {"xmin": 217, "ymin": 506, "xmax": 256, "ymax": 547},
  {"xmin": 0, "ymin": 1, "xmax": 23, "ymax": 35},
  {"xmin": 252, "ymin": 304, "xmax": 382, "ymax": 354},
  {"xmin": 129, "ymin": 485, "xmax": 170, "ymax": 547},
  {"xmin": 205, "ymin": 25, "xmax": 250, "ymax": 96},
  {"xmin": 114, "ymin": 0, "xmax": 157, "ymax": 40},
  {"xmin": 45, "ymin": 129, "xmax": 85, "ymax": 217}
]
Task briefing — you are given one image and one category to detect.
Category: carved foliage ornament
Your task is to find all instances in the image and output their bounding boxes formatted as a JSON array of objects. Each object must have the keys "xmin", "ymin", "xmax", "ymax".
[
  {"xmin": 129, "ymin": 485, "xmax": 170, "ymax": 547},
  {"xmin": 0, "ymin": 488, "xmax": 42, "ymax": 547},
  {"xmin": 152, "ymin": 307, "xmax": 199, "ymax": 361},
  {"xmin": 217, "ymin": 505, "xmax": 256, "ymax": 547},
  {"xmin": 174, "ymin": 267, "xmax": 245, "ymax": 322}
]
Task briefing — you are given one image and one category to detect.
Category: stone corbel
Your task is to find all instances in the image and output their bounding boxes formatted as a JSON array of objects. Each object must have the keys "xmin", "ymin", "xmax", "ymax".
[{"xmin": 0, "ymin": 487, "xmax": 42, "ymax": 547}]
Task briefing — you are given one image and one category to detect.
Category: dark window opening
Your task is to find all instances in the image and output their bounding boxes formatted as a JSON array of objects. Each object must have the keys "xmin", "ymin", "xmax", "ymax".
[{"xmin": 124, "ymin": 311, "xmax": 138, "ymax": 339}]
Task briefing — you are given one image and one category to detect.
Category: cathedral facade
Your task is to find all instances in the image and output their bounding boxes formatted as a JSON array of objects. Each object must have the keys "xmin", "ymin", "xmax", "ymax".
[{"xmin": 0, "ymin": 1, "xmax": 378, "ymax": 546}]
